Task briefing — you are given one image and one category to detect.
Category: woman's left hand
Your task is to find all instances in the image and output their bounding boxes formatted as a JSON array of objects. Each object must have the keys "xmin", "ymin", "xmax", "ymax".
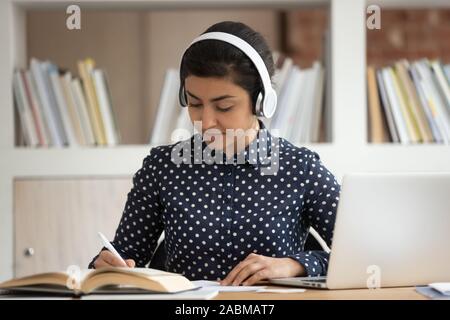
[{"xmin": 219, "ymin": 253, "xmax": 306, "ymax": 286}]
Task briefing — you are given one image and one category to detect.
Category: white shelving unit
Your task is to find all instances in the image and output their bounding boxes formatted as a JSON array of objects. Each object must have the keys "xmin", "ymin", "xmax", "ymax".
[{"xmin": 1, "ymin": 0, "xmax": 449, "ymax": 281}]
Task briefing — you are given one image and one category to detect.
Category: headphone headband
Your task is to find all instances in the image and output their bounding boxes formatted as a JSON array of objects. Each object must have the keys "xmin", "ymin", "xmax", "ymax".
[{"xmin": 179, "ymin": 31, "xmax": 277, "ymax": 118}]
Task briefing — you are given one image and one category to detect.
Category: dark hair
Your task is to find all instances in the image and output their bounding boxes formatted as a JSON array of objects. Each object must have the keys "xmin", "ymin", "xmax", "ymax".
[{"xmin": 180, "ymin": 21, "xmax": 275, "ymax": 114}]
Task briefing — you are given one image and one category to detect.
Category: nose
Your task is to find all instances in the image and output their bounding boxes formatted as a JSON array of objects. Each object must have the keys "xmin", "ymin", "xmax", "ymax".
[{"xmin": 200, "ymin": 105, "xmax": 217, "ymax": 131}]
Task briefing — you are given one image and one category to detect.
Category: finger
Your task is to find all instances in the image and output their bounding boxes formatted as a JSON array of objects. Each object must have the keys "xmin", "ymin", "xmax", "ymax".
[
  {"xmin": 126, "ymin": 259, "xmax": 135, "ymax": 268},
  {"xmin": 232, "ymin": 262, "xmax": 265, "ymax": 286},
  {"xmin": 221, "ymin": 255, "xmax": 260, "ymax": 285},
  {"xmin": 101, "ymin": 250, "xmax": 127, "ymax": 267},
  {"xmin": 94, "ymin": 257, "xmax": 115, "ymax": 269},
  {"xmin": 242, "ymin": 268, "xmax": 269, "ymax": 286}
]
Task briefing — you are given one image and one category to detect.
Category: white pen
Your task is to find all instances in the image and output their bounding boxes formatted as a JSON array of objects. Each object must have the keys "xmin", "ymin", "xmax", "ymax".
[{"xmin": 97, "ymin": 231, "xmax": 127, "ymax": 267}]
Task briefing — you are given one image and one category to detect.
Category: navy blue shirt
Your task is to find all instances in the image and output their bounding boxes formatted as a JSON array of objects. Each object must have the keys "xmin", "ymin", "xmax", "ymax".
[{"xmin": 90, "ymin": 121, "xmax": 341, "ymax": 280}]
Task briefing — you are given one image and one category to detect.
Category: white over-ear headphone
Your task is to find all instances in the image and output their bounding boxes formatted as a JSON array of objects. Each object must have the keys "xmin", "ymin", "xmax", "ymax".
[{"xmin": 179, "ymin": 31, "xmax": 278, "ymax": 119}]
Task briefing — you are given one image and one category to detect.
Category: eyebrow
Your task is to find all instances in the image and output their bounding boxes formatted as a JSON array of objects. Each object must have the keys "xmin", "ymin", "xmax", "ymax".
[{"xmin": 186, "ymin": 90, "xmax": 236, "ymax": 102}]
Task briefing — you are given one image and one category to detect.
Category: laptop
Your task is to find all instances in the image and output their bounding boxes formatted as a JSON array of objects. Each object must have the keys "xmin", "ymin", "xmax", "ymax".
[{"xmin": 269, "ymin": 173, "xmax": 450, "ymax": 289}]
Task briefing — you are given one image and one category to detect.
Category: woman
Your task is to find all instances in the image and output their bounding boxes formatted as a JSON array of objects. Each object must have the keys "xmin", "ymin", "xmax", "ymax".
[{"xmin": 90, "ymin": 21, "xmax": 341, "ymax": 286}]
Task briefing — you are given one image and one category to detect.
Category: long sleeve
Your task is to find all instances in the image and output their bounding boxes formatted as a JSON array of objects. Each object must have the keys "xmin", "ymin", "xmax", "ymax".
[
  {"xmin": 89, "ymin": 148, "xmax": 165, "ymax": 268},
  {"xmin": 288, "ymin": 149, "xmax": 341, "ymax": 277}
]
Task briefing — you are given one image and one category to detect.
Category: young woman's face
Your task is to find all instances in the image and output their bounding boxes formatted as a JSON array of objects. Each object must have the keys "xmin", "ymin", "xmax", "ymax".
[{"xmin": 185, "ymin": 75, "xmax": 258, "ymax": 152}]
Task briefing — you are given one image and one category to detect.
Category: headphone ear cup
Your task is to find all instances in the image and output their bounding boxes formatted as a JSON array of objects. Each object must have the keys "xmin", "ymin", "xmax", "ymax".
[
  {"xmin": 262, "ymin": 88, "xmax": 277, "ymax": 119},
  {"xmin": 254, "ymin": 92, "xmax": 264, "ymax": 117},
  {"xmin": 179, "ymin": 85, "xmax": 188, "ymax": 107}
]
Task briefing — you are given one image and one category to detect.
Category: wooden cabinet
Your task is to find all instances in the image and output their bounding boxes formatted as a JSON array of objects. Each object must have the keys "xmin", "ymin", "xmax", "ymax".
[{"xmin": 14, "ymin": 178, "xmax": 132, "ymax": 277}]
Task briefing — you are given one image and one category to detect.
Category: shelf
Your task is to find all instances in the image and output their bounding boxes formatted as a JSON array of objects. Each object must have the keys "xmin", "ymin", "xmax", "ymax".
[
  {"xmin": 13, "ymin": 0, "xmax": 329, "ymax": 10},
  {"xmin": 1, "ymin": 143, "xmax": 449, "ymax": 179},
  {"xmin": 370, "ymin": 0, "xmax": 450, "ymax": 9},
  {"xmin": 2, "ymin": 145, "xmax": 153, "ymax": 176},
  {"xmin": 0, "ymin": 143, "xmax": 333, "ymax": 177}
]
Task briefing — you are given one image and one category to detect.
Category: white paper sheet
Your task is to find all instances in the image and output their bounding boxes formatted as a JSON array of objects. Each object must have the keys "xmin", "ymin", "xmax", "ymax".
[{"xmin": 192, "ymin": 280, "xmax": 265, "ymax": 292}]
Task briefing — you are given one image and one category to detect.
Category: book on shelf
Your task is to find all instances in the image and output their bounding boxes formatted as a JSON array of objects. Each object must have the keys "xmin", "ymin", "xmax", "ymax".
[
  {"xmin": 367, "ymin": 66, "xmax": 389, "ymax": 143},
  {"xmin": 269, "ymin": 55, "xmax": 327, "ymax": 144},
  {"xmin": 0, "ymin": 267, "xmax": 200, "ymax": 297},
  {"xmin": 13, "ymin": 57, "xmax": 120, "ymax": 148},
  {"xmin": 149, "ymin": 68, "xmax": 193, "ymax": 145},
  {"xmin": 367, "ymin": 58, "xmax": 450, "ymax": 144}
]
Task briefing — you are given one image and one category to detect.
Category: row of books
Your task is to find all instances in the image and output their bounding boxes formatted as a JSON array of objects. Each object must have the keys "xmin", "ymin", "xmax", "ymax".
[
  {"xmin": 13, "ymin": 58, "xmax": 120, "ymax": 147},
  {"xmin": 149, "ymin": 52, "xmax": 330, "ymax": 145},
  {"xmin": 267, "ymin": 54, "xmax": 327, "ymax": 143},
  {"xmin": 367, "ymin": 58, "xmax": 450, "ymax": 144}
]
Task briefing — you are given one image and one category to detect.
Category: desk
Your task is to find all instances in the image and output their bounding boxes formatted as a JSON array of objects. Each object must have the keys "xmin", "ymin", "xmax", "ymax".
[
  {"xmin": 214, "ymin": 285, "xmax": 426, "ymax": 300},
  {"xmin": 0, "ymin": 286, "xmax": 427, "ymax": 300}
]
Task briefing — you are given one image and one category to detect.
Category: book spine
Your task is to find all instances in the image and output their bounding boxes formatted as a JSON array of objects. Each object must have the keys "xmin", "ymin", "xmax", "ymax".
[
  {"xmin": 382, "ymin": 68, "xmax": 410, "ymax": 144},
  {"xmin": 48, "ymin": 65, "xmax": 78, "ymax": 146},
  {"xmin": 376, "ymin": 69, "xmax": 399, "ymax": 143},
  {"xmin": 78, "ymin": 59, "xmax": 104, "ymax": 145},
  {"xmin": 92, "ymin": 69, "xmax": 118, "ymax": 146},
  {"xmin": 71, "ymin": 78, "xmax": 96, "ymax": 146},
  {"xmin": 21, "ymin": 70, "xmax": 46, "ymax": 146}
]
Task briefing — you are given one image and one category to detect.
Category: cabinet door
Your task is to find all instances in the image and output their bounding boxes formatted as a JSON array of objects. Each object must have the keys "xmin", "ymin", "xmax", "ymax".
[{"xmin": 14, "ymin": 178, "xmax": 132, "ymax": 277}]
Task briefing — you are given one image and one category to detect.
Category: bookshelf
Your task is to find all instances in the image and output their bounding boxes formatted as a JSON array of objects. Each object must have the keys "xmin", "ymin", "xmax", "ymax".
[{"xmin": 1, "ymin": 0, "xmax": 449, "ymax": 281}]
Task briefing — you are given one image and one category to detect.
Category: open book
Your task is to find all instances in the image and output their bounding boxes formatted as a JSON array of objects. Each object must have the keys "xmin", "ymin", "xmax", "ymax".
[{"xmin": 0, "ymin": 267, "xmax": 198, "ymax": 296}]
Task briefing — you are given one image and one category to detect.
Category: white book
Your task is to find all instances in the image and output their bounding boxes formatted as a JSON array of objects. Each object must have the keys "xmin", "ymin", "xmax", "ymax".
[
  {"xmin": 287, "ymin": 68, "xmax": 308, "ymax": 143},
  {"xmin": 382, "ymin": 67, "xmax": 410, "ymax": 144},
  {"xmin": 150, "ymin": 69, "xmax": 180, "ymax": 145},
  {"xmin": 25, "ymin": 70, "xmax": 50, "ymax": 147},
  {"xmin": 444, "ymin": 64, "xmax": 450, "ymax": 85},
  {"xmin": 285, "ymin": 67, "xmax": 306, "ymax": 141},
  {"xmin": 271, "ymin": 66, "xmax": 291, "ymax": 134},
  {"xmin": 48, "ymin": 65, "xmax": 77, "ymax": 146},
  {"xmin": 295, "ymin": 67, "xmax": 316, "ymax": 144},
  {"xmin": 430, "ymin": 60, "xmax": 450, "ymax": 111},
  {"xmin": 13, "ymin": 71, "xmax": 38, "ymax": 147},
  {"xmin": 30, "ymin": 58, "xmax": 63, "ymax": 147},
  {"xmin": 415, "ymin": 60, "xmax": 450, "ymax": 144},
  {"xmin": 42, "ymin": 61, "xmax": 69, "ymax": 146},
  {"xmin": 410, "ymin": 64, "xmax": 443, "ymax": 143},
  {"xmin": 71, "ymin": 78, "xmax": 96, "ymax": 146},
  {"xmin": 92, "ymin": 69, "xmax": 119, "ymax": 146},
  {"xmin": 172, "ymin": 108, "xmax": 193, "ymax": 144},
  {"xmin": 266, "ymin": 57, "xmax": 293, "ymax": 130},
  {"xmin": 377, "ymin": 69, "xmax": 400, "ymax": 143},
  {"xmin": 271, "ymin": 66, "xmax": 301, "ymax": 139},
  {"xmin": 274, "ymin": 56, "xmax": 293, "ymax": 96}
]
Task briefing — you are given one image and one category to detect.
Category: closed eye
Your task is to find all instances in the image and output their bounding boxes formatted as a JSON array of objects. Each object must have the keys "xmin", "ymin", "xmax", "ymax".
[{"xmin": 216, "ymin": 106, "xmax": 233, "ymax": 112}]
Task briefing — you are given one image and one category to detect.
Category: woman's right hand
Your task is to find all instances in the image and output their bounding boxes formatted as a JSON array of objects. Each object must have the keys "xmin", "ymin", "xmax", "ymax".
[{"xmin": 93, "ymin": 250, "xmax": 136, "ymax": 268}]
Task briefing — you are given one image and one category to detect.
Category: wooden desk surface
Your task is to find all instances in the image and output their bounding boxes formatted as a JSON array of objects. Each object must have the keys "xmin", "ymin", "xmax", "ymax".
[{"xmin": 214, "ymin": 285, "xmax": 426, "ymax": 300}]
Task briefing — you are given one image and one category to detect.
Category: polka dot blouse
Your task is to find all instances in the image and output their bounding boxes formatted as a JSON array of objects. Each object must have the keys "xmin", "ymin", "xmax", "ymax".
[{"xmin": 89, "ymin": 120, "xmax": 341, "ymax": 280}]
